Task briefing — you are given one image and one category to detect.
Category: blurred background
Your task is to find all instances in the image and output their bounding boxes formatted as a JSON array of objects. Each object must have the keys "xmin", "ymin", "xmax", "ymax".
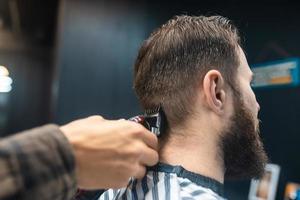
[{"xmin": 0, "ymin": 0, "xmax": 299, "ymax": 199}]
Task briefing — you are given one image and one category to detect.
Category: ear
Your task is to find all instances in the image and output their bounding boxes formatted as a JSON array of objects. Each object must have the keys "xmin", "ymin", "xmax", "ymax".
[{"xmin": 202, "ymin": 70, "xmax": 226, "ymax": 115}]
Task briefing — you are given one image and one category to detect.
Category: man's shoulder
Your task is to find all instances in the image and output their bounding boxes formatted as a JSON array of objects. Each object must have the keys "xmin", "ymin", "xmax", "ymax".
[
  {"xmin": 98, "ymin": 170, "xmax": 226, "ymax": 200},
  {"xmin": 176, "ymin": 175, "xmax": 226, "ymax": 200}
]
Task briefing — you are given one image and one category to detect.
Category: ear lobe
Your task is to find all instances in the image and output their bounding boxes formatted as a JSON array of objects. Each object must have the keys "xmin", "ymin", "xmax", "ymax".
[{"xmin": 203, "ymin": 70, "xmax": 226, "ymax": 115}]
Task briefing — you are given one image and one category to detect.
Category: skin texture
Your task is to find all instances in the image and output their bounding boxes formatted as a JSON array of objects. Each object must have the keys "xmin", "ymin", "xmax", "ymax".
[
  {"xmin": 159, "ymin": 47, "xmax": 267, "ymax": 183},
  {"xmin": 60, "ymin": 116, "xmax": 159, "ymax": 189}
]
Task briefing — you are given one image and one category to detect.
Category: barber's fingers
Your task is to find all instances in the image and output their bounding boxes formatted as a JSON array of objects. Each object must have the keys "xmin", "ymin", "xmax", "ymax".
[
  {"xmin": 133, "ymin": 164, "xmax": 147, "ymax": 179},
  {"xmin": 87, "ymin": 115, "xmax": 104, "ymax": 121},
  {"xmin": 131, "ymin": 123, "xmax": 158, "ymax": 151},
  {"xmin": 139, "ymin": 142, "xmax": 159, "ymax": 166}
]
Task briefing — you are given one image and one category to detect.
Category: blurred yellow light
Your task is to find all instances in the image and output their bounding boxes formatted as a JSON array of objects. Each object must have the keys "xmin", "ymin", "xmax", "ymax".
[{"xmin": 0, "ymin": 66, "xmax": 9, "ymax": 76}]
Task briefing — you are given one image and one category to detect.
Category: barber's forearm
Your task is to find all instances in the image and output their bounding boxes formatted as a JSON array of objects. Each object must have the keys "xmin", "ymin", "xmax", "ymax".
[{"xmin": 0, "ymin": 125, "xmax": 77, "ymax": 200}]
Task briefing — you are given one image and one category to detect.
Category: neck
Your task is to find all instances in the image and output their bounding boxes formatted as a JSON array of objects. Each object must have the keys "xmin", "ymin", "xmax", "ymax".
[{"xmin": 159, "ymin": 121, "xmax": 225, "ymax": 183}]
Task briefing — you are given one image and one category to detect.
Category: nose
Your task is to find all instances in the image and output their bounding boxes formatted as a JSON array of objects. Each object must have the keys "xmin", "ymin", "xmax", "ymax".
[{"xmin": 256, "ymin": 102, "xmax": 260, "ymax": 112}]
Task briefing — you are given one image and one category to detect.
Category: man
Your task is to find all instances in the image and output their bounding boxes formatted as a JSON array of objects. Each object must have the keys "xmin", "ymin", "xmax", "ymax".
[
  {"xmin": 99, "ymin": 15, "xmax": 268, "ymax": 200},
  {"xmin": 0, "ymin": 116, "xmax": 158, "ymax": 200}
]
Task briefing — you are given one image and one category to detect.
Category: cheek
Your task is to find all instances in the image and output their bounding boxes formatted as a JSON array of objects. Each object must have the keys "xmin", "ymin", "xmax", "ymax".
[
  {"xmin": 250, "ymin": 87, "xmax": 258, "ymax": 107},
  {"xmin": 246, "ymin": 88, "xmax": 259, "ymax": 114},
  {"xmin": 241, "ymin": 85, "xmax": 258, "ymax": 114}
]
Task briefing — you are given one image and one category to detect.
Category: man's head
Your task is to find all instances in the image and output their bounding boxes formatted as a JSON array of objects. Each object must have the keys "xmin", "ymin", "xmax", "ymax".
[{"xmin": 133, "ymin": 15, "xmax": 267, "ymax": 179}]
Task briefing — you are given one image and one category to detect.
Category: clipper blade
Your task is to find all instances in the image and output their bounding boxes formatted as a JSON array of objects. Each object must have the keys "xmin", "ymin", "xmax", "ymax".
[
  {"xmin": 128, "ymin": 107, "xmax": 167, "ymax": 136},
  {"xmin": 144, "ymin": 106, "xmax": 167, "ymax": 136}
]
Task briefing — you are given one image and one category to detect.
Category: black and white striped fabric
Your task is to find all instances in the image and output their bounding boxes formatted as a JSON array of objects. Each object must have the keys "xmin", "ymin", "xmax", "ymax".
[{"xmin": 98, "ymin": 163, "xmax": 226, "ymax": 200}]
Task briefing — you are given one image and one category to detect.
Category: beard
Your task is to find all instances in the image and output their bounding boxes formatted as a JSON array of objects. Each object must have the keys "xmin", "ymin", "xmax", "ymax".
[{"xmin": 220, "ymin": 90, "xmax": 268, "ymax": 180}]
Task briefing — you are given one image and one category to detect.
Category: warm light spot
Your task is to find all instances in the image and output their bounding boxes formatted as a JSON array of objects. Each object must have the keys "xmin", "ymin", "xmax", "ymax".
[
  {"xmin": 0, "ymin": 66, "xmax": 12, "ymax": 93},
  {"xmin": 0, "ymin": 66, "xmax": 9, "ymax": 76}
]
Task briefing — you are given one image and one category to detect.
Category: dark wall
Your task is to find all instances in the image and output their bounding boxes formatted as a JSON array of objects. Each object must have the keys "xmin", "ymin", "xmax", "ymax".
[
  {"xmin": 53, "ymin": 0, "xmax": 157, "ymax": 123},
  {"xmin": 255, "ymin": 87, "xmax": 300, "ymax": 200},
  {"xmin": 53, "ymin": 1, "xmax": 300, "ymax": 199},
  {"xmin": 0, "ymin": 0, "xmax": 59, "ymax": 135},
  {"xmin": 1, "ymin": 48, "xmax": 52, "ymax": 135},
  {"xmin": 241, "ymin": 4, "xmax": 300, "ymax": 199}
]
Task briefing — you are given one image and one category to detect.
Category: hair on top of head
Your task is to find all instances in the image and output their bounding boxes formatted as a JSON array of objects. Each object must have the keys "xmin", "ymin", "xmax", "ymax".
[{"xmin": 134, "ymin": 15, "xmax": 241, "ymax": 128}]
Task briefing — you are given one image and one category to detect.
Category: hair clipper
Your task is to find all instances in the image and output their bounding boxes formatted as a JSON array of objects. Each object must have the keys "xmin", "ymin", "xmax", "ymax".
[{"xmin": 128, "ymin": 107, "xmax": 167, "ymax": 137}]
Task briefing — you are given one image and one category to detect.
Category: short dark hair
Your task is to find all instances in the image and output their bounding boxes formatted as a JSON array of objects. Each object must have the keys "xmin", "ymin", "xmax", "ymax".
[{"xmin": 134, "ymin": 15, "xmax": 241, "ymax": 127}]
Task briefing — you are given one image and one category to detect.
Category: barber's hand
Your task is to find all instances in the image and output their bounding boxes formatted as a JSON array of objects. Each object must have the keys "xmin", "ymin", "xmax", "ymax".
[{"xmin": 60, "ymin": 116, "xmax": 158, "ymax": 189}]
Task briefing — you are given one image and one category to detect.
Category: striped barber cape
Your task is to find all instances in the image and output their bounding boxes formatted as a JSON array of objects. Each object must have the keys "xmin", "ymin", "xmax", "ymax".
[{"xmin": 98, "ymin": 163, "xmax": 226, "ymax": 200}]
